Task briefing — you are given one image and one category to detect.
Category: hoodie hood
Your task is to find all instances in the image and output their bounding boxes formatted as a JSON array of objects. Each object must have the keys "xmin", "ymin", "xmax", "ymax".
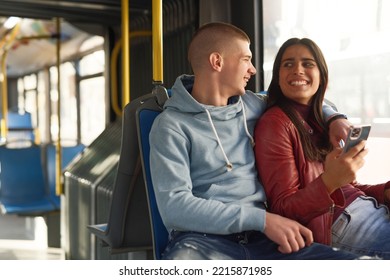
[
  {"xmin": 165, "ymin": 74, "xmax": 254, "ymax": 171},
  {"xmin": 165, "ymin": 74, "xmax": 243, "ymax": 121}
]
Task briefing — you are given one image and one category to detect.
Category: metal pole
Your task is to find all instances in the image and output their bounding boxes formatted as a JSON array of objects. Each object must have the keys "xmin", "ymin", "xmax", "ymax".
[
  {"xmin": 152, "ymin": 0, "xmax": 163, "ymax": 85},
  {"xmin": 55, "ymin": 17, "xmax": 63, "ymax": 195},
  {"xmin": 0, "ymin": 52, "xmax": 9, "ymax": 141},
  {"xmin": 0, "ymin": 22, "xmax": 21, "ymax": 141},
  {"xmin": 121, "ymin": 0, "xmax": 130, "ymax": 105}
]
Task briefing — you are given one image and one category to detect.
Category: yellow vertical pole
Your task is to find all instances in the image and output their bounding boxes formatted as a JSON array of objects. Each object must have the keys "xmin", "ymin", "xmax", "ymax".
[
  {"xmin": 0, "ymin": 22, "xmax": 21, "ymax": 141},
  {"xmin": 55, "ymin": 17, "xmax": 63, "ymax": 195},
  {"xmin": 121, "ymin": 0, "xmax": 130, "ymax": 105},
  {"xmin": 1, "ymin": 52, "xmax": 9, "ymax": 140},
  {"xmin": 152, "ymin": 0, "xmax": 163, "ymax": 85}
]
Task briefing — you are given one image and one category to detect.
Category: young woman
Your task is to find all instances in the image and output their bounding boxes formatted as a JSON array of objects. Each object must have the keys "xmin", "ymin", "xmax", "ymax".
[{"xmin": 254, "ymin": 37, "xmax": 390, "ymax": 259}]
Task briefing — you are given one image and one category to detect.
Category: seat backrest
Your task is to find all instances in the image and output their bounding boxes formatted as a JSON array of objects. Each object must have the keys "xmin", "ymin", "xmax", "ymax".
[
  {"xmin": 7, "ymin": 111, "xmax": 33, "ymax": 129},
  {"xmin": 0, "ymin": 145, "xmax": 45, "ymax": 203},
  {"xmin": 0, "ymin": 145, "xmax": 56, "ymax": 214},
  {"xmin": 100, "ymin": 90, "xmax": 169, "ymax": 251},
  {"xmin": 6, "ymin": 111, "xmax": 35, "ymax": 142},
  {"xmin": 136, "ymin": 87, "xmax": 169, "ymax": 260}
]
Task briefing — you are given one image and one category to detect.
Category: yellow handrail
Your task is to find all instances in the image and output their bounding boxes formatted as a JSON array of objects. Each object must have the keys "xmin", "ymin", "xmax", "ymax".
[
  {"xmin": 0, "ymin": 22, "xmax": 21, "ymax": 140},
  {"xmin": 152, "ymin": 0, "xmax": 163, "ymax": 85},
  {"xmin": 55, "ymin": 17, "xmax": 63, "ymax": 195},
  {"xmin": 1, "ymin": 51, "xmax": 9, "ymax": 141},
  {"xmin": 121, "ymin": 0, "xmax": 130, "ymax": 106},
  {"xmin": 110, "ymin": 31, "xmax": 152, "ymax": 117}
]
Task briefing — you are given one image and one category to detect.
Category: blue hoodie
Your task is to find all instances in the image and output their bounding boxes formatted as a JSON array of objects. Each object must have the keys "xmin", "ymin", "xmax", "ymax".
[
  {"xmin": 150, "ymin": 75, "xmax": 268, "ymax": 235},
  {"xmin": 150, "ymin": 74, "xmax": 338, "ymax": 235}
]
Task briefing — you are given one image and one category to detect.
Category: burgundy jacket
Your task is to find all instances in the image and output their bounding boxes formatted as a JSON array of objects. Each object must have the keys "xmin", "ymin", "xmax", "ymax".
[{"xmin": 254, "ymin": 106, "xmax": 390, "ymax": 245}]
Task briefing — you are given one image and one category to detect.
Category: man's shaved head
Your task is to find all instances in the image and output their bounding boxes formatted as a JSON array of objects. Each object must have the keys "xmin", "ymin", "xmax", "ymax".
[{"xmin": 188, "ymin": 22, "xmax": 251, "ymax": 73}]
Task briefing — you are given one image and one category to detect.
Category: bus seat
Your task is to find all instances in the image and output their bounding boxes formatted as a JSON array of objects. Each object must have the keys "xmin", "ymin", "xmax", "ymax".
[
  {"xmin": 136, "ymin": 86, "xmax": 170, "ymax": 260},
  {"xmin": 0, "ymin": 145, "xmax": 56, "ymax": 215},
  {"xmin": 87, "ymin": 89, "xmax": 168, "ymax": 255},
  {"xmin": 46, "ymin": 143, "xmax": 85, "ymax": 209},
  {"xmin": 7, "ymin": 110, "xmax": 33, "ymax": 129},
  {"xmin": 6, "ymin": 110, "xmax": 35, "ymax": 142}
]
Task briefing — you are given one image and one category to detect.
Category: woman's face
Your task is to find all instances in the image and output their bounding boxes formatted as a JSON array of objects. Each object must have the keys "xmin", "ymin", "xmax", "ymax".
[{"xmin": 278, "ymin": 44, "xmax": 320, "ymax": 105}]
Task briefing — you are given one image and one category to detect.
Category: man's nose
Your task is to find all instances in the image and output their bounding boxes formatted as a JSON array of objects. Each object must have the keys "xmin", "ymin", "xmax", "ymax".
[{"xmin": 249, "ymin": 63, "xmax": 257, "ymax": 75}]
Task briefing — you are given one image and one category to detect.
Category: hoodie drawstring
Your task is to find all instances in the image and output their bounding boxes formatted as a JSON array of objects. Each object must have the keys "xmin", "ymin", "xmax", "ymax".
[
  {"xmin": 205, "ymin": 109, "xmax": 233, "ymax": 171},
  {"xmin": 240, "ymin": 97, "xmax": 255, "ymax": 147},
  {"xmin": 204, "ymin": 97, "xmax": 255, "ymax": 172}
]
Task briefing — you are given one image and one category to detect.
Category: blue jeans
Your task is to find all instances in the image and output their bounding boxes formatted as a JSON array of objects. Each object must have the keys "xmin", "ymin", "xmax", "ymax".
[
  {"xmin": 162, "ymin": 230, "xmax": 364, "ymax": 260},
  {"xmin": 332, "ymin": 196, "xmax": 390, "ymax": 259}
]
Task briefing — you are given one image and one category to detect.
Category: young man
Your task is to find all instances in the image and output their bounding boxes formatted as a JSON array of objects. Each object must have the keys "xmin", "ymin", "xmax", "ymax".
[{"xmin": 149, "ymin": 22, "xmax": 363, "ymax": 259}]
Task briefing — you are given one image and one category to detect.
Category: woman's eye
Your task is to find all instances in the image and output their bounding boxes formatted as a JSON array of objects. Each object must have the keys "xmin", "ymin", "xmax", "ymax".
[{"xmin": 303, "ymin": 62, "xmax": 316, "ymax": 68}]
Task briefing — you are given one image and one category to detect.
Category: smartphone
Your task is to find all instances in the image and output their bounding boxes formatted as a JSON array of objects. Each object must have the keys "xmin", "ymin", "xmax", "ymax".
[{"xmin": 341, "ymin": 125, "xmax": 371, "ymax": 153}]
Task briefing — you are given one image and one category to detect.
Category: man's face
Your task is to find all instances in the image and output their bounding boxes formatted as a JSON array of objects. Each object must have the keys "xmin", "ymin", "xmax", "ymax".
[{"xmin": 219, "ymin": 39, "xmax": 257, "ymax": 98}]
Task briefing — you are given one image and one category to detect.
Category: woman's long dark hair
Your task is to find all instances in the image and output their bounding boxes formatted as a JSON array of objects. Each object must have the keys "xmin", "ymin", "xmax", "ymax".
[{"xmin": 267, "ymin": 38, "xmax": 332, "ymax": 161}]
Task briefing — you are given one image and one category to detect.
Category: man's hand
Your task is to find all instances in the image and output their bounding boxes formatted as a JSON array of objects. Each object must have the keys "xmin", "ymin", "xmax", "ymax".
[
  {"xmin": 263, "ymin": 212, "xmax": 313, "ymax": 254},
  {"xmin": 328, "ymin": 118, "xmax": 352, "ymax": 148},
  {"xmin": 384, "ymin": 188, "xmax": 390, "ymax": 205}
]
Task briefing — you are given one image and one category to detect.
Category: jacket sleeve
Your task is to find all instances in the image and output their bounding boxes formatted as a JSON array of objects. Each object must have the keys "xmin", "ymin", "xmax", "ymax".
[
  {"xmin": 353, "ymin": 181, "xmax": 390, "ymax": 207},
  {"xmin": 322, "ymin": 101, "xmax": 346, "ymax": 122},
  {"xmin": 149, "ymin": 116, "xmax": 265, "ymax": 235},
  {"xmin": 254, "ymin": 111, "xmax": 344, "ymax": 225}
]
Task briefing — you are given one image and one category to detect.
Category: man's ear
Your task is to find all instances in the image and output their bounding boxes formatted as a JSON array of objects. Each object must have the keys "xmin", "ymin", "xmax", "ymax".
[{"xmin": 209, "ymin": 52, "xmax": 223, "ymax": 71}]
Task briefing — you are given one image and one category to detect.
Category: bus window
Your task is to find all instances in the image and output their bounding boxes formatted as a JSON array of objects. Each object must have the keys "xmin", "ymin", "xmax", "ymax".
[
  {"xmin": 79, "ymin": 50, "xmax": 105, "ymax": 145},
  {"xmin": 46, "ymin": 48, "xmax": 105, "ymax": 146},
  {"xmin": 37, "ymin": 70, "xmax": 49, "ymax": 143},
  {"xmin": 20, "ymin": 74, "xmax": 37, "ymax": 114},
  {"xmin": 79, "ymin": 49, "xmax": 105, "ymax": 76},
  {"xmin": 80, "ymin": 76, "xmax": 105, "ymax": 145},
  {"xmin": 49, "ymin": 63, "xmax": 78, "ymax": 144},
  {"xmin": 264, "ymin": 0, "xmax": 390, "ymax": 184}
]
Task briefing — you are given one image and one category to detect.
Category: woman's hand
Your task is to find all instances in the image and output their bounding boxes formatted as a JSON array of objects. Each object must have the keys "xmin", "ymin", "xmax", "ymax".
[{"xmin": 321, "ymin": 140, "xmax": 368, "ymax": 193}]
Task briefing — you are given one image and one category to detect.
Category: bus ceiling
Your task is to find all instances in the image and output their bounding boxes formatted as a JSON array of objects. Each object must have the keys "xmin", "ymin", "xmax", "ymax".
[
  {"xmin": 0, "ymin": 0, "xmax": 155, "ymax": 78},
  {"xmin": 0, "ymin": 0, "xmax": 152, "ymax": 26}
]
